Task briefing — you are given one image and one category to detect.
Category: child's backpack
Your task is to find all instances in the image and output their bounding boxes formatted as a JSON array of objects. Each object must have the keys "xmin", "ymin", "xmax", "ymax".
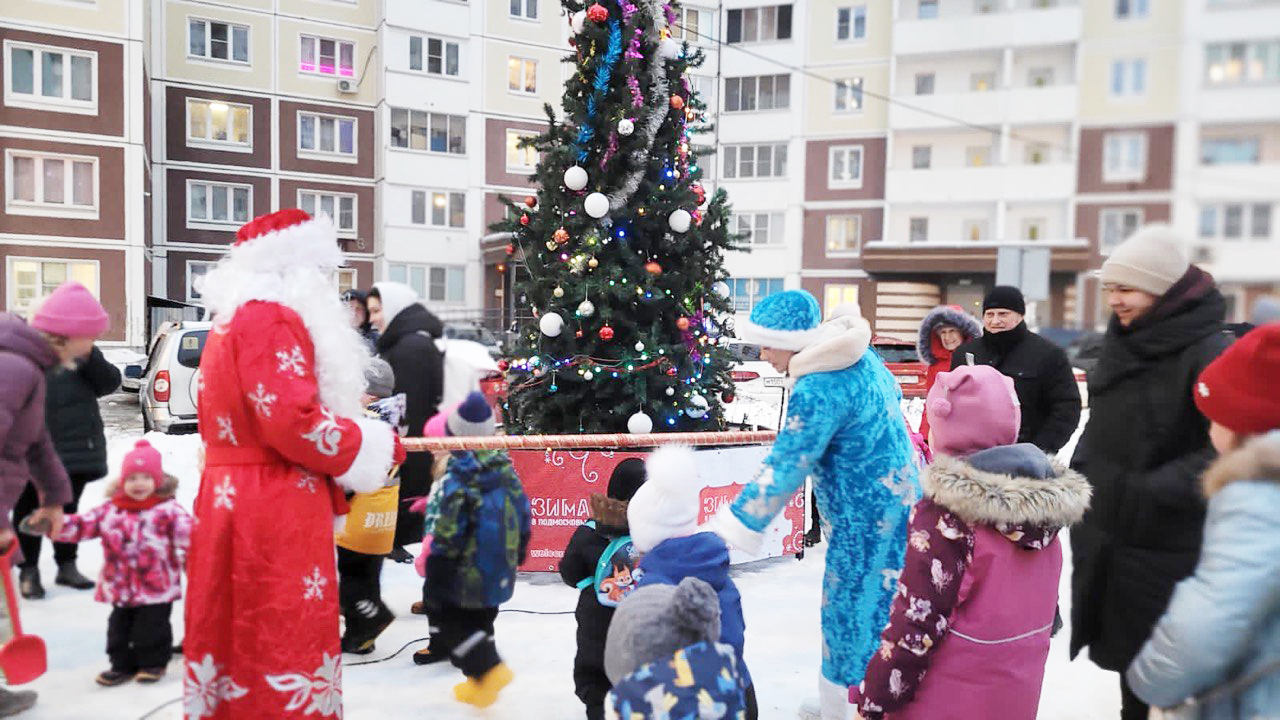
[{"xmin": 575, "ymin": 521, "xmax": 643, "ymax": 608}]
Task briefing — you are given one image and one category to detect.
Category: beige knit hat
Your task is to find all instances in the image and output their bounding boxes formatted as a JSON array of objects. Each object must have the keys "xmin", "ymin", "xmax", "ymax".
[{"xmin": 1100, "ymin": 224, "xmax": 1190, "ymax": 297}]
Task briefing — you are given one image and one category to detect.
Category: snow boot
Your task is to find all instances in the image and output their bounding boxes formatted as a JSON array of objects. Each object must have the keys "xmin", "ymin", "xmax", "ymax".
[
  {"xmin": 388, "ymin": 546, "xmax": 414, "ymax": 564},
  {"xmin": 54, "ymin": 561, "xmax": 95, "ymax": 590},
  {"xmin": 96, "ymin": 670, "xmax": 136, "ymax": 687},
  {"xmin": 454, "ymin": 663, "xmax": 513, "ymax": 708},
  {"xmin": 342, "ymin": 599, "xmax": 394, "ymax": 655},
  {"xmin": 586, "ymin": 701, "xmax": 605, "ymax": 720},
  {"xmin": 136, "ymin": 667, "xmax": 167, "ymax": 684},
  {"xmin": 0, "ymin": 688, "xmax": 36, "ymax": 717},
  {"xmin": 18, "ymin": 568, "xmax": 43, "ymax": 600}
]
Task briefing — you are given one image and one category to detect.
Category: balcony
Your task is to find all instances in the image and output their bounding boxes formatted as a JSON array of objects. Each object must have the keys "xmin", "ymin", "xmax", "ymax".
[
  {"xmin": 885, "ymin": 163, "xmax": 1075, "ymax": 203},
  {"xmin": 860, "ymin": 239, "xmax": 1091, "ymax": 274},
  {"xmin": 1197, "ymin": 85, "xmax": 1280, "ymax": 123},
  {"xmin": 889, "ymin": 85, "xmax": 1078, "ymax": 130},
  {"xmin": 1195, "ymin": 164, "xmax": 1280, "ymax": 201},
  {"xmin": 893, "ymin": 4, "xmax": 1082, "ymax": 56}
]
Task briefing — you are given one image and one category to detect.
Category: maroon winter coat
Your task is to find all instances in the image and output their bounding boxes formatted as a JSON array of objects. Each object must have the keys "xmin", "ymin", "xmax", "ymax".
[{"xmin": 0, "ymin": 314, "xmax": 73, "ymax": 533}]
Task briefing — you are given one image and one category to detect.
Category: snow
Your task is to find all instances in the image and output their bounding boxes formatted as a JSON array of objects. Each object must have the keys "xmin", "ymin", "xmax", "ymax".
[{"xmin": 15, "ymin": 421, "xmax": 1119, "ymax": 718}]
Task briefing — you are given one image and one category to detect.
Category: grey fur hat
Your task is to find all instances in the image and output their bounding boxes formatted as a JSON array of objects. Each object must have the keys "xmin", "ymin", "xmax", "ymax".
[
  {"xmin": 603, "ymin": 576, "xmax": 721, "ymax": 685},
  {"xmin": 364, "ymin": 357, "xmax": 396, "ymax": 398}
]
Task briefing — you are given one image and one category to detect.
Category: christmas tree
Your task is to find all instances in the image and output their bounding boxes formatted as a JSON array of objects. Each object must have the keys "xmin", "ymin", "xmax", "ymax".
[{"xmin": 497, "ymin": 0, "xmax": 740, "ymax": 435}]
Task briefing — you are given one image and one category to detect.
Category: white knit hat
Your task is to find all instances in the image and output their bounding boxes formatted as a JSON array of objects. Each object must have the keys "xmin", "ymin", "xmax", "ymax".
[
  {"xmin": 1100, "ymin": 224, "xmax": 1190, "ymax": 297},
  {"xmin": 627, "ymin": 446, "xmax": 704, "ymax": 552}
]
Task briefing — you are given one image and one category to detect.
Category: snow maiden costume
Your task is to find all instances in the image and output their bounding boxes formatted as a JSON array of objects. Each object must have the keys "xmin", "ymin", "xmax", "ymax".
[
  {"xmin": 184, "ymin": 209, "xmax": 400, "ymax": 719},
  {"xmin": 710, "ymin": 290, "xmax": 919, "ymax": 720}
]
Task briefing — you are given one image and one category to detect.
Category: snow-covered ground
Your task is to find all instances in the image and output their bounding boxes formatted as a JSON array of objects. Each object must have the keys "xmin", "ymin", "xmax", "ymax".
[{"xmin": 14, "ymin": 414, "xmax": 1119, "ymax": 719}]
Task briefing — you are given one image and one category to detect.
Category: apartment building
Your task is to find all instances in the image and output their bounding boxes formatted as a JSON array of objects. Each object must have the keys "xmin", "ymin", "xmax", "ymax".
[{"xmin": 0, "ymin": 0, "xmax": 147, "ymax": 345}]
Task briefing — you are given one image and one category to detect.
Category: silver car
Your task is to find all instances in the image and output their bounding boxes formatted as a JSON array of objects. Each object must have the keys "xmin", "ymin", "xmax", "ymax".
[{"xmin": 139, "ymin": 321, "xmax": 211, "ymax": 434}]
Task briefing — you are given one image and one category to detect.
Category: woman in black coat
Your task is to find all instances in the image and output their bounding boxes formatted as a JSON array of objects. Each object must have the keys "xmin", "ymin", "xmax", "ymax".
[
  {"xmin": 16, "ymin": 344, "xmax": 120, "ymax": 598},
  {"xmin": 1069, "ymin": 226, "xmax": 1233, "ymax": 720},
  {"xmin": 367, "ymin": 282, "xmax": 444, "ymax": 562}
]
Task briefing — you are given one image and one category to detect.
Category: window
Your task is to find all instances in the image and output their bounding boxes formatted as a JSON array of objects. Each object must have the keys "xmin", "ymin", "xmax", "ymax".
[
  {"xmin": 299, "ymin": 112, "xmax": 356, "ymax": 158},
  {"xmin": 834, "ymin": 78, "xmax": 863, "ymax": 112},
  {"xmin": 299, "ymin": 35, "xmax": 354, "ymax": 77},
  {"xmin": 1201, "ymin": 137, "xmax": 1261, "ymax": 165},
  {"xmin": 187, "ymin": 181, "xmax": 251, "ymax": 227},
  {"xmin": 507, "ymin": 57, "xmax": 537, "ymax": 94},
  {"xmin": 672, "ymin": 7, "xmax": 711, "ymax": 43},
  {"xmin": 915, "ymin": 73, "xmax": 935, "ymax": 95},
  {"xmin": 963, "ymin": 219, "xmax": 988, "ymax": 241},
  {"xmin": 734, "ymin": 212, "xmax": 784, "ymax": 245},
  {"xmin": 333, "ymin": 268, "xmax": 357, "ymax": 296},
  {"xmin": 970, "ymin": 72, "xmax": 996, "ymax": 92},
  {"xmin": 187, "ymin": 98, "xmax": 252, "ymax": 148},
  {"xmin": 976, "ymin": 0, "xmax": 999, "ymax": 13},
  {"xmin": 1026, "ymin": 143, "xmax": 1049, "ymax": 164},
  {"xmin": 409, "ymin": 36, "xmax": 460, "ymax": 77},
  {"xmin": 6, "ymin": 150, "xmax": 97, "ymax": 217},
  {"xmin": 1115, "ymin": 0, "xmax": 1149, "ymax": 20},
  {"xmin": 824, "ymin": 285, "xmax": 860, "ymax": 318},
  {"xmin": 1023, "ymin": 218, "xmax": 1046, "ymax": 241},
  {"xmin": 388, "ymin": 263, "xmax": 466, "ymax": 304},
  {"xmin": 727, "ymin": 278, "xmax": 783, "ymax": 312},
  {"xmin": 5, "ymin": 42, "xmax": 95, "ymax": 110},
  {"xmin": 506, "ymin": 130, "xmax": 538, "ymax": 172},
  {"xmin": 390, "ymin": 109, "xmax": 466, "ymax": 154},
  {"xmin": 724, "ymin": 74, "xmax": 790, "ymax": 112},
  {"xmin": 826, "ymin": 215, "xmax": 861, "ymax": 254},
  {"xmin": 6, "ymin": 258, "xmax": 98, "ymax": 318},
  {"xmin": 299, "ymin": 191, "xmax": 356, "ymax": 235},
  {"xmin": 690, "ymin": 75, "xmax": 716, "ymax": 109},
  {"xmin": 836, "ymin": 6, "xmax": 866, "ymax": 41},
  {"xmin": 411, "ymin": 190, "xmax": 466, "ymax": 228},
  {"xmin": 187, "ymin": 261, "xmax": 216, "ymax": 303},
  {"xmin": 1028, "ymin": 67, "xmax": 1055, "ymax": 87},
  {"xmin": 725, "ymin": 5, "xmax": 793, "ymax": 44},
  {"xmin": 188, "ymin": 19, "xmax": 249, "ymax": 63},
  {"xmin": 909, "ymin": 217, "xmax": 929, "ymax": 243},
  {"xmin": 1199, "ymin": 203, "xmax": 1273, "ymax": 240},
  {"xmin": 918, "ymin": 0, "xmax": 939, "ymax": 19},
  {"xmin": 510, "ymin": 0, "xmax": 537, "ymax": 19},
  {"xmin": 1206, "ymin": 41, "xmax": 1280, "ymax": 85},
  {"xmin": 912, "ymin": 145, "xmax": 932, "ymax": 169},
  {"xmin": 829, "ymin": 146, "xmax": 863, "ymax": 188},
  {"xmin": 965, "ymin": 146, "xmax": 991, "ymax": 167},
  {"xmin": 722, "ymin": 143, "xmax": 788, "ymax": 178},
  {"xmin": 1103, "ymin": 132, "xmax": 1147, "ymax": 182},
  {"xmin": 1110, "ymin": 59, "xmax": 1147, "ymax": 97},
  {"xmin": 1099, "ymin": 208, "xmax": 1143, "ymax": 251}
]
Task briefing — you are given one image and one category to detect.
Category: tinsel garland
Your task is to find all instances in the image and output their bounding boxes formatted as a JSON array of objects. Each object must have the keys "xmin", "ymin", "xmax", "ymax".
[
  {"xmin": 607, "ymin": 0, "xmax": 674, "ymax": 212},
  {"xmin": 575, "ymin": 17, "xmax": 624, "ymax": 163}
]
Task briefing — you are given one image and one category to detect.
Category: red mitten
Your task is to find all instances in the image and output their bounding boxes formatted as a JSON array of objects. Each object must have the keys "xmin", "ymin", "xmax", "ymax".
[{"xmin": 393, "ymin": 434, "xmax": 407, "ymax": 467}]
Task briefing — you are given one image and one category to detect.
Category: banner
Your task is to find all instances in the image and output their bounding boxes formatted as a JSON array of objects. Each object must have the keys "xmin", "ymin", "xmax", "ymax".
[{"xmin": 516, "ymin": 444, "xmax": 804, "ymax": 572}]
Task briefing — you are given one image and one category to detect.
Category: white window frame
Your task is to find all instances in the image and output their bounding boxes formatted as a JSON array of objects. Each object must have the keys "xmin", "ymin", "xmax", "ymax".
[
  {"xmin": 727, "ymin": 277, "xmax": 784, "ymax": 312},
  {"xmin": 734, "ymin": 212, "xmax": 785, "ymax": 246},
  {"xmin": 388, "ymin": 263, "xmax": 467, "ymax": 304},
  {"xmin": 909, "ymin": 217, "xmax": 929, "ymax": 243},
  {"xmin": 389, "ymin": 108, "xmax": 467, "ymax": 155},
  {"xmin": 186, "ymin": 97, "xmax": 253, "ymax": 151},
  {"xmin": 1198, "ymin": 202, "xmax": 1273, "ymax": 241},
  {"xmin": 1099, "ymin": 207, "xmax": 1144, "ymax": 252},
  {"xmin": 918, "ymin": 0, "xmax": 939, "ymax": 20},
  {"xmin": 1110, "ymin": 58, "xmax": 1147, "ymax": 98},
  {"xmin": 1114, "ymin": 0, "xmax": 1150, "ymax": 20},
  {"xmin": 1103, "ymin": 131, "xmax": 1148, "ymax": 183},
  {"xmin": 411, "ymin": 189, "xmax": 467, "ymax": 228},
  {"xmin": 1205, "ymin": 41, "xmax": 1280, "ymax": 85},
  {"xmin": 722, "ymin": 143, "xmax": 789, "ymax": 179},
  {"xmin": 509, "ymin": 0, "xmax": 538, "ymax": 20},
  {"xmin": 505, "ymin": 130, "xmax": 539, "ymax": 173},
  {"xmin": 297, "ymin": 111, "xmax": 358, "ymax": 161},
  {"xmin": 186, "ymin": 179, "xmax": 252, "ymax": 228},
  {"xmin": 726, "ymin": 5, "xmax": 794, "ymax": 44},
  {"xmin": 187, "ymin": 18, "xmax": 250, "ymax": 65},
  {"xmin": 5, "ymin": 256, "xmax": 101, "ymax": 319},
  {"xmin": 724, "ymin": 74, "xmax": 790, "ymax": 113},
  {"xmin": 834, "ymin": 77, "xmax": 863, "ymax": 112},
  {"xmin": 3, "ymin": 40, "xmax": 97, "ymax": 114},
  {"xmin": 912, "ymin": 145, "xmax": 932, "ymax": 169},
  {"xmin": 298, "ymin": 34, "xmax": 355, "ymax": 78},
  {"xmin": 828, "ymin": 145, "xmax": 864, "ymax": 189},
  {"xmin": 333, "ymin": 268, "xmax": 358, "ymax": 295},
  {"xmin": 1200, "ymin": 137, "xmax": 1261, "ymax": 165},
  {"xmin": 836, "ymin": 6, "xmax": 866, "ymax": 42},
  {"xmin": 298, "ymin": 189, "xmax": 358, "ymax": 237},
  {"xmin": 672, "ymin": 7, "xmax": 711, "ymax": 44},
  {"xmin": 4, "ymin": 149, "xmax": 99, "ymax": 219},
  {"xmin": 186, "ymin": 260, "xmax": 217, "ymax": 303},
  {"xmin": 409, "ymin": 35, "xmax": 461, "ymax": 77},
  {"xmin": 825, "ymin": 214, "xmax": 862, "ymax": 256},
  {"xmin": 507, "ymin": 56, "xmax": 537, "ymax": 95},
  {"xmin": 915, "ymin": 72, "xmax": 935, "ymax": 95}
]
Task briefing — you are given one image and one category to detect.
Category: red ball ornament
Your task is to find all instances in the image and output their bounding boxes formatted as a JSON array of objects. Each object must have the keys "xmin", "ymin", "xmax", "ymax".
[
  {"xmin": 670, "ymin": 95, "xmax": 685, "ymax": 110},
  {"xmin": 645, "ymin": 261, "xmax": 663, "ymax": 275},
  {"xmin": 575, "ymin": 330, "xmax": 584, "ymax": 338},
  {"xmin": 505, "ymin": 243, "xmax": 515, "ymax": 255},
  {"xmin": 722, "ymin": 390, "xmax": 735, "ymax": 403},
  {"xmin": 524, "ymin": 195, "xmax": 537, "ymax": 208},
  {"xmin": 553, "ymin": 227, "xmax": 571, "ymax": 245},
  {"xmin": 666, "ymin": 366, "xmax": 678, "ymax": 376},
  {"xmin": 676, "ymin": 317, "xmax": 691, "ymax": 331},
  {"xmin": 497, "ymin": 359, "xmax": 510, "ymax": 372},
  {"xmin": 693, "ymin": 210, "xmax": 703, "ymax": 226},
  {"xmin": 519, "ymin": 214, "xmax": 530, "ymax": 226},
  {"xmin": 586, "ymin": 3, "xmax": 609, "ymax": 22},
  {"xmin": 599, "ymin": 325, "xmax": 615, "ymax": 341}
]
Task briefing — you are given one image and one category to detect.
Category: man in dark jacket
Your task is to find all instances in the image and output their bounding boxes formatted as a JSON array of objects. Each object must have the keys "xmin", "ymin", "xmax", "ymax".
[
  {"xmin": 368, "ymin": 281, "xmax": 444, "ymax": 563},
  {"xmin": 15, "ymin": 344, "xmax": 120, "ymax": 598},
  {"xmin": 1068, "ymin": 225, "xmax": 1233, "ymax": 720},
  {"xmin": 950, "ymin": 286, "xmax": 1082, "ymax": 454}
]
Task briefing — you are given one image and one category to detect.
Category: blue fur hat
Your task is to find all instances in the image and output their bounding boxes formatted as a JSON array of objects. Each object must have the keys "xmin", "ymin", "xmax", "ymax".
[{"xmin": 737, "ymin": 289, "xmax": 823, "ymax": 351}]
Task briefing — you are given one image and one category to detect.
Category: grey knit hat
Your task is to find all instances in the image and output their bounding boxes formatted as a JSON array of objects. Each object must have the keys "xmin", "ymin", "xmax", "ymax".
[
  {"xmin": 363, "ymin": 357, "xmax": 396, "ymax": 398},
  {"xmin": 603, "ymin": 577, "xmax": 721, "ymax": 685},
  {"xmin": 1100, "ymin": 224, "xmax": 1190, "ymax": 297}
]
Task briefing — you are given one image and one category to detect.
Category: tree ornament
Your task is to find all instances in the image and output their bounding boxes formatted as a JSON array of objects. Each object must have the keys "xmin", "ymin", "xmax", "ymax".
[
  {"xmin": 670, "ymin": 94, "xmax": 685, "ymax": 110},
  {"xmin": 665, "ymin": 387, "xmax": 675, "ymax": 396},
  {"xmin": 553, "ymin": 286, "xmax": 565, "ymax": 298},
  {"xmin": 722, "ymin": 390, "xmax": 735, "ymax": 403},
  {"xmin": 617, "ymin": 118, "xmax": 635, "ymax": 136},
  {"xmin": 576, "ymin": 299, "xmax": 595, "ymax": 317},
  {"xmin": 584, "ymin": 192, "xmax": 610, "ymax": 218},
  {"xmin": 713, "ymin": 281, "xmax": 731, "ymax": 298},
  {"xmin": 685, "ymin": 394, "xmax": 709, "ymax": 419},
  {"xmin": 635, "ymin": 341, "xmax": 645, "ymax": 351},
  {"xmin": 563, "ymin": 165, "xmax": 589, "ymax": 191},
  {"xmin": 599, "ymin": 325, "xmax": 615, "ymax": 341},
  {"xmin": 570, "ymin": 9, "xmax": 586, "ymax": 33},
  {"xmin": 497, "ymin": 359, "xmax": 510, "ymax": 372},
  {"xmin": 692, "ymin": 183, "xmax": 706, "ymax": 204},
  {"xmin": 524, "ymin": 195, "xmax": 537, "ymax": 208},
  {"xmin": 505, "ymin": 243, "xmax": 515, "ymax": 255},
  {"xmin": 553, "ymin": 227, "xmax": 571, "ymax": 245},
  {"xmin": 545, "ymin": 240, "xmax": 557, "ymax": 251},
  {"xmin": 627, "ymin": 411, "xmax": 654, "ymax": 434},
  {"xmin": 677, "ymin": 317, "xmax": 691, "ymax": 331},
  {"xmin": 583, "ymin": 370, "xmax": 595, "ymax": 381},
  {"xmin": 539, "ymin": 312, "xmax": 564, "ymax": 337},
  {"xmin": 645, "ymin": 261, "xmax": 663, "ymax": 275},
  {"xmin": 659, "ymin": 38, "xmax": 681, "ymax": 59},
  {"xmin": 587, "ymin": 257, "xmax": 599, "ymax": 269},
  {"xmin": 668, "ymin": 209, "xmax": 692, "ymax": 233},
  {"xmin": 575, "ymin": 330, "xmax": 584, "ymax": 338},
  {"xmin": 519, "ymin": 214, "xmax": 530, "ymax": 226},
  {"xmin": 586, "ymin": 3, "xmax": 609, "ymax": 23}
]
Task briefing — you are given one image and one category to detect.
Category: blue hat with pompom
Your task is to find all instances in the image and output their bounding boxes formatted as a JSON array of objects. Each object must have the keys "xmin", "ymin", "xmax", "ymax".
[{"xmin": 737, "ymin": 289, "xmax": 823, "ymax": 351}]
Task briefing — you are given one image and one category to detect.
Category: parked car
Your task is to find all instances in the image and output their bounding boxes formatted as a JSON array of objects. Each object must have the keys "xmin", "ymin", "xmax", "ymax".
[
  {"xmin": 444, "ymin": 323, "xmax": 503, "ymax": 358},
  {"xmin": 723, "ymin": 341, "xmax": 788, "ymax": 430},
  {"xmin": 139, "ymin": 321, "xmax": 211, "ymax": 434},
  {"xmin": 871, "ymin": 335, "xmax": 929, "ymax": 399}
]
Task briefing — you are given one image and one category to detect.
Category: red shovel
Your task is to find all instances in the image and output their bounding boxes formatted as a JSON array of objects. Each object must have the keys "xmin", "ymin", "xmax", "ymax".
[{"xmin": 0, "ymin": 542, "xmax": 46, "ymax": 684}]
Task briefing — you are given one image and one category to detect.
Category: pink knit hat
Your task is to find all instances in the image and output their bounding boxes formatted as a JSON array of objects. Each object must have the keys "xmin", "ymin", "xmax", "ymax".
[
  {"xmin": 29, "ymin": 282, "xmax": 109, "ymax": 338},
  {"xmin": 119, "ymin": 439, "xmax": 164, "ymax": 487},
  {"xmin": 926, "ymin": 365, "xmax": 1021, "ymax": 457},
  {"xmin": 422, "ymin": 402, "xmax": 461, "ymax": 438}
]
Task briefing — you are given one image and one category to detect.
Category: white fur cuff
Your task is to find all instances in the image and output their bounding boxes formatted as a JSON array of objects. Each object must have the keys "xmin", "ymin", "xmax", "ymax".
[
  {"xmin": 335, "ymin": 416, "xmax": 394, "ymax": 494},
  {"xmin": 737, "ymin": 317, "xmax": 822, "ymax": 352},
  {"xmin": 709, "ymin": 504, "xmax": 765, "ymax": 555}
]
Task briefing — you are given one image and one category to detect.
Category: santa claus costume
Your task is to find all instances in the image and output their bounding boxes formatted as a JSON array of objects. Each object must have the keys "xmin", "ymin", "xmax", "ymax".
[{"xmin": 184, "ymin": 209, "xmax": 399, "ymax": 719}]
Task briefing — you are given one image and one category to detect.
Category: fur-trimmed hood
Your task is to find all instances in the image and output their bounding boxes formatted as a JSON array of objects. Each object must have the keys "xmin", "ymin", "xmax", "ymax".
[
  {"xmin": 590, "ymin": 493, "xmax": 629, "ymax": 535},
  {"xmin": 103, "ymin": 473, "xmax": 180, "ymax": 500},
  {"xmin": 789, "ymin": 313, "xmax": 872, "ymax": 380},
  {"xmin": 924, "ymin": 445, "xmax": 1091, "ymax": 547},
  {"xmin": 918, "ymin": 305, "xmax": 982, "ymax": 366},
  {"xmin": 1203, "ymin": 431, "xmax": 1280, "ymax": 497}
]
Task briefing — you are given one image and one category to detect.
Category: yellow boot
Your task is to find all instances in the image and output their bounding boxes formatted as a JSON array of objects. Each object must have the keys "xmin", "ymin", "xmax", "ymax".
[{"xmin": 456, "ymin": 664, "xmax": 514, "ymax": 708}]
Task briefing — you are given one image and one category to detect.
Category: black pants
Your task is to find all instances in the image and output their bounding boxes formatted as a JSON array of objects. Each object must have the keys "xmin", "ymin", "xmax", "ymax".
[
  {"xmin": 430, "ymin": 603, "xmax": 501, "ymax": 679},
  {"xmin": 744, "ymin": 683, "xmax": 758, "ymax": 720},
  {"xmin": 394, "ymin": 453, "xmax": 433, "ymax": 548},
  {"xmin": 15, "ymin": 473, "xmax": 94, "ymax": 568},
  {"xmin": 1120, "ymin": 675, "xmax": 1149, "ymax": 720},
  {"xmin": 336, "ymin": 547, "xmax": 384, "ymax": 620},
  {"xmin": 107, "ymin": 603, "xmax": 173, "ymax": 673}
]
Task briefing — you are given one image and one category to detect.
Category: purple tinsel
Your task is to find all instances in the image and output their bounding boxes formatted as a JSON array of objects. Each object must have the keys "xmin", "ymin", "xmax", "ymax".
[
  {"xmin": 601, "ymin": 132, "xmax": 619, "ymax": 169},
  {"xmin": 622, "ymin": 0, "xmax": 638, "ymax": 18},
  {"xmin": 625, "ymin": 27, "xmax": 644, "ymax": 59},
  {"xmin": 628, "ymin": 76, "xmax": 643, "ymax": 107},
  {"xmin": 664, "ymin": 3, "xmax": 677, "ymax": 25}
]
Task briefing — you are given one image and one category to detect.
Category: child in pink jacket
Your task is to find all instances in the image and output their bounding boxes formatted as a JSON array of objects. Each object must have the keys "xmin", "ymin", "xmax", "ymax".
[
  {"xmin": 850, "ymin": 366, "xmax": 1091, "ymax": 720},
  {"xmin": 51, "ymin": 439, "xmax": 192, "ymax": 687}
]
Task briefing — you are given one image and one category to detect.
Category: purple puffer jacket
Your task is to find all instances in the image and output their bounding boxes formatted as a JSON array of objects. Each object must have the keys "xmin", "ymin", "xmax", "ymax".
[
  {"xmin": 851, "ymin": 444, "xmax": 1091, "ymax": 720},
  {"xmin": 0, "ymin": 314, "xmax": 73, "ymax": 532}
]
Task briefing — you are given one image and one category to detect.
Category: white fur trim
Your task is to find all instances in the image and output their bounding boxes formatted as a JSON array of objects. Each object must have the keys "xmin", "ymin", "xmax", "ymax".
[
  {"xmin": 736, "ymin": 317, "xmax": 823, "ymax": 352},
  {"xmin": 923, "ymin": 454, "xmax": 1092, "ymax": 528},
  {"xmin": 230, "ymin": 217, "xmax": 344, "ymax": 275},
  {"xmin": 789, "ymin": 316, "xmax": 872, "ymax": 379},
  {"xmin": 334, "ymin": 416, "xmax": 395, "ymax": 494},
  {"xmin": 709, "ymin": 504, "xmax": 764, "ymax": 555}
]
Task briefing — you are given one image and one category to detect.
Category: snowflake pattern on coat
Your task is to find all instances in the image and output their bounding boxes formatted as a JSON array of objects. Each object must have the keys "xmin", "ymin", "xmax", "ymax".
[
  {"xmin": 184, "ymin": 654, "xmax": 249, "ymax": 719},
  {"xmin": 265, "ymin": 653, "xmax": 342, "ymax": 717}
]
